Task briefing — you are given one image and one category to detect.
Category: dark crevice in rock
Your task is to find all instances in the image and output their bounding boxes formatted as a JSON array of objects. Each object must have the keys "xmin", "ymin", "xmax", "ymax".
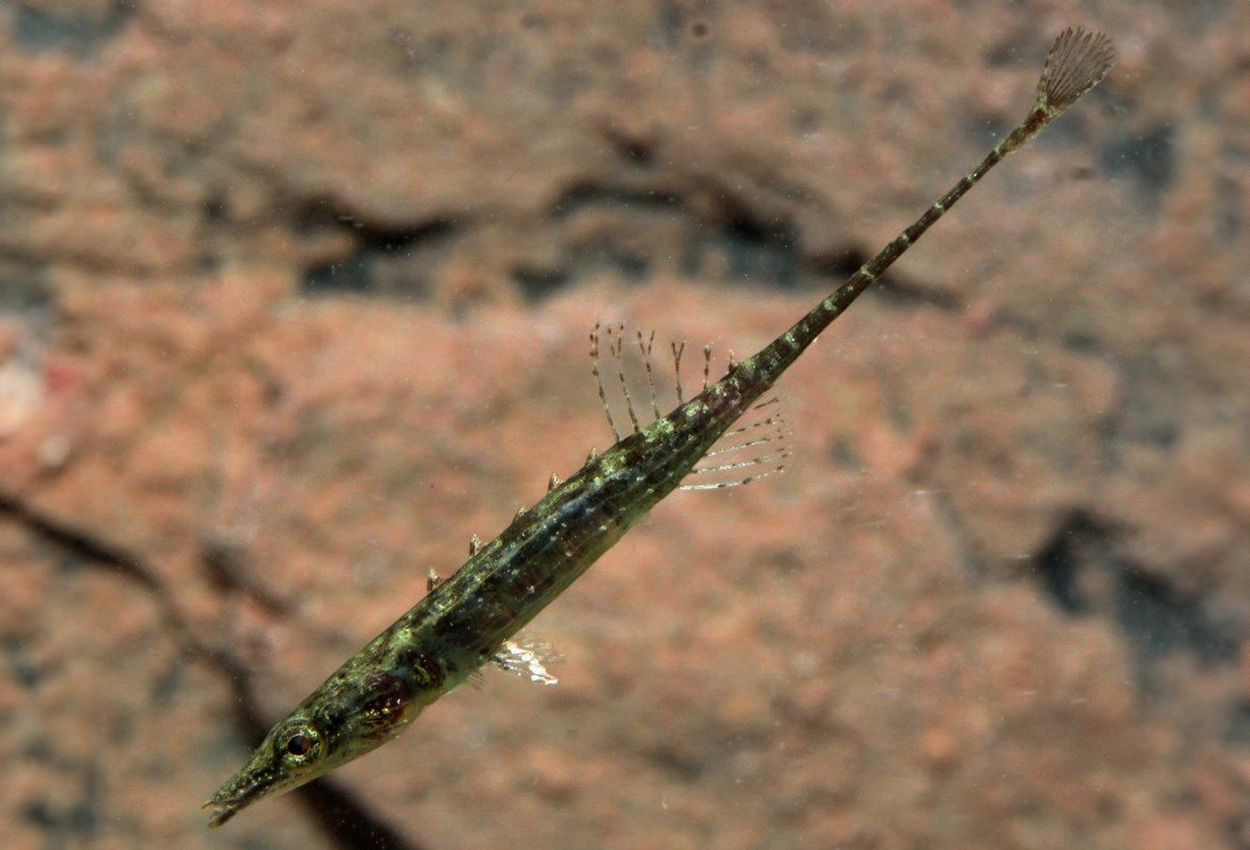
[
  {"xmin": 21, "ymin": 762, "xmax": 100, "ymax": 841},
  {"xmin": 1115, "ymin": 565, "xmax": 1241, "ymax": 669},
  {"xmin": 0, "ymin": 489, "xmax": 433, "ymax": 850},
  {"xmin": 1216, "ymin": 173, "xmax": 1243, "ymax": 243},
  {"xmin": 278, "ymin": 169, "xmax": 1023, "ymax": 314},
  {"xmin": 266, "ymin": 168, "xmax": 1110, "ymax": 333},
  {"xmin": 529, "ymin": 179, "xmax": 807, "ymax": 299},
  {"xmin": 655, "ymin": 0, "xmax": 686, "ymax": 50},
  {"xmin": 952, "ymin": 506, "xmax": 1250, "ymax": 742},
  {"xmin": 200, "ymin": 535, "xmax": 292, "ymax": 617},
  {"xmin": 0, "ymin": 490, "xmax": 164, "ymax": 595},
  {"xmin": 202, "ymin": 192, "xmax": 230, "ymax": 225},
  {"xmin": 925, "ymin": 488, "xmax": 991, "ymax": 578},
  {"xmin": 297, "ymin": 199, "xmax": 462, "ymax": 298},
  {"xmin": 3, "ymin": 634, "xmax": 50, "ymax": 688},
  {"xmin": 1030, "ymin": 511, "xmax": 1101, "ymax": 614},
  {"xmin": 10, "ymin": 0, "xmax": 135, "ymax": 59},
  {"xmin": 513, "ymin": 265, "xmax": 573, "ymax": 302},
  {"xmin": 641, "ymin": 743, "xmax": 706, "ymax": 781},
  {"xmin": 0, "ymin": 263, "xmax": 53, "ymax": 311},
  {"xmin": 809, "ymin": 245, "xmax": 961, "ymax": 311},
  {"xmin": 698, "ymin": 198, "xmax": 802, "ymax": 289},
  {"xmin": 549, "ymin": 182, "xmax": 684, "ymax": 219},
  {"xmin": 1227, "ymin": 701, "xmax": 1250, "ymax": 745},
  {"xmin": 864, "ymin": 276, "xmax": 962, "ymax": 311},
  {"xmin": 537, "ymin": 178, "xmax": 973, "ymax": 306},
  {"xmin": 1099, "ymin": 125, "xmax": 1177, "ymax": 197},
  {"xmin": 296, "ymin": 776, "xmax": 430, "ymax": 850},
  {"xmin": 601, "ymin": 128, "xmax": 657, "ymax": 168},
  {"xmin": 1117, "ymin": 353, "xmax": 1184, "ymax": 449},
  {"xmin": 545, "ymin": 179, "xmax": 808, "ymax": 294},
  {"xmin": 980, "ymin": 307, "xmax": 1122, "ymax": 364},
  {"xmin": 807, "ymin": 245, "xmax": 869, "ymax": 282},
  {"xmin": 1028, "ymin": 510, "xmax": 1242, "ymax": 671}
]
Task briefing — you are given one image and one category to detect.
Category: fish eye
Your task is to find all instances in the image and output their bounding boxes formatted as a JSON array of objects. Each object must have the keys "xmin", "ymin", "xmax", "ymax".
[
  {"xmin": 276, "ymin": 723, "xmax": 321, "ymax": 763},
  {"xmin": 286, "ymin": 734, "xmax": 312, "ymax": 756}
]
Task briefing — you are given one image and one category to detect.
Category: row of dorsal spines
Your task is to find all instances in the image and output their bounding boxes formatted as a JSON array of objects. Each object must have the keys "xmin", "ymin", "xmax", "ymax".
[
  {"xmin": 497, "ymin": 323, "xmax": 789, "ymax": 544},
  {"xmin": 590, "ymin": 321, "xmax": 738, "ymax": 443}
]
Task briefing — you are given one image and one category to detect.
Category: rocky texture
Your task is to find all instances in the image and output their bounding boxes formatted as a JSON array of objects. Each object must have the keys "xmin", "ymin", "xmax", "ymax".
[{"xmin": 1, "ymin": 1, "xmax": 1249, "ymax": 849}]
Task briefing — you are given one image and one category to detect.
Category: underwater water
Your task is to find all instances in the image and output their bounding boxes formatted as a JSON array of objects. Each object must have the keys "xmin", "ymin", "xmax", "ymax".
[{"xmin": 0, "ymin": 2, "xmax": 1247, "ymax": 849}]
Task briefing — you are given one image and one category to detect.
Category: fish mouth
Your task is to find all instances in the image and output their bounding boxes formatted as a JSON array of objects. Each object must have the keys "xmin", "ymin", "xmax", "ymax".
[
  {"xmin": 202, "ymin": 798, "xmax": 241, "ymax": 829},
  {"xmin": 202, "ymin": 771, "xmax": 277, "ymax": 829}
]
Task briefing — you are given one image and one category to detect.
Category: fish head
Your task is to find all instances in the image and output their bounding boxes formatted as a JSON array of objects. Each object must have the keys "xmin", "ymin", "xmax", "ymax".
[
  {"xmin": 203, "ymin": 713, "xmax": 335, "ymax": 828},
  {"xmin": 204, "ymin": 665, "xmax": 431, "ymax": 827}
]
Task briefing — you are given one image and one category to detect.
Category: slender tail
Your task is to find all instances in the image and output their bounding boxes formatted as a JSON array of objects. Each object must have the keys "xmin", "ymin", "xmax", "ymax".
[{"xmin": 720, "ymin": 27, "xmax": 1115, "ymax": 410}]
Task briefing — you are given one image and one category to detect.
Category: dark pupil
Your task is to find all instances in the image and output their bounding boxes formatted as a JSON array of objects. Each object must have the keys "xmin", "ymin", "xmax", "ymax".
[{"xmin": 286, "ymin": 734, "xmax": 312, "ymax": 756}]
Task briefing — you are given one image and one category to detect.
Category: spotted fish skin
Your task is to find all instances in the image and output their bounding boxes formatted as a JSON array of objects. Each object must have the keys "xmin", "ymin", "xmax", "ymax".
[{"xmin": 205, "ymin": 27, "xmax": 1116, "ymax": 828}]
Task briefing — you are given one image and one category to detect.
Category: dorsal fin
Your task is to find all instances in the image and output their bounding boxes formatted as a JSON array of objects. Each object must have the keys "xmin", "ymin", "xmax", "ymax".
[
  {"xmin": 592, "ymin": 322, "xmax": 677, "ymax": 438},
  {"xmin": 588, "ymin": 326, "xmax": 767, "ymax": 429},
  {"xmin": 589, "ymin": 322, "xmax": 793, "ymax": 490}
]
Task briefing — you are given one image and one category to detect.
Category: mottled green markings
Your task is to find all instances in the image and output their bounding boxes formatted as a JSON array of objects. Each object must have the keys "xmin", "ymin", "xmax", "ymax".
[{"xmin": 205, "ymin": 28, "xmax": 1115, "ymax": 828}]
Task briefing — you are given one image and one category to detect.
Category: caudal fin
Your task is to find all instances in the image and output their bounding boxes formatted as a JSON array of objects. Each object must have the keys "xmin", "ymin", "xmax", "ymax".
[{"xmin": 1038, "ymin": 27, "xmax": 1117, "ymax": 115}]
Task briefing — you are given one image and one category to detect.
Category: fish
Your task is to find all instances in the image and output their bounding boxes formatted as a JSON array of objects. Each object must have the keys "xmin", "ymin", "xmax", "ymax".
[{"xmin": 205, "ymin": 27, "xmax": 1115, "ymax": 827}]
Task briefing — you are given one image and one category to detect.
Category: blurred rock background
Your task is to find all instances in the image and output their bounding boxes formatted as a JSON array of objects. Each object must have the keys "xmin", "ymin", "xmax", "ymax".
[{"xmin": 0, "ymin": 1, "xmax": 1248, "ymax": 849}]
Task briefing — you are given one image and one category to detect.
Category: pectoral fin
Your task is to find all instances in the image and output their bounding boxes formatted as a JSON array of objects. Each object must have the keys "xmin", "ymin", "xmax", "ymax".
[{"xmin": 491, "ymin": 638, "xmax": 562, "ymax": 685}]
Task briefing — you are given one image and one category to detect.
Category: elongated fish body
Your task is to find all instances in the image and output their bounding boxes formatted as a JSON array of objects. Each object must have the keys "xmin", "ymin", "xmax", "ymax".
[{"xmin": 206, "ymin": 28, "xmax": 1116, "ymax": 827}]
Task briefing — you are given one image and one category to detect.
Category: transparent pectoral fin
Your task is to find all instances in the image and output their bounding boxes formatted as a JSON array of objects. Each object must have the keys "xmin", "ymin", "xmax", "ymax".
[
  {"xmin": 680, "ymin": 395, "xmax": 792, "ymax": 491},
  {"xmin": 491, "ymin": 638, "xmax": 563, "ymax": 685}
]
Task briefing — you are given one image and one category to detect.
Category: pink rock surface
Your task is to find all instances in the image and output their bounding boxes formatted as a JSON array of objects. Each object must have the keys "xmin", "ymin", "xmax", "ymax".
[{"xmin": 1, "ymin": 2, "xmax": 1248, "ymax": 849}]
